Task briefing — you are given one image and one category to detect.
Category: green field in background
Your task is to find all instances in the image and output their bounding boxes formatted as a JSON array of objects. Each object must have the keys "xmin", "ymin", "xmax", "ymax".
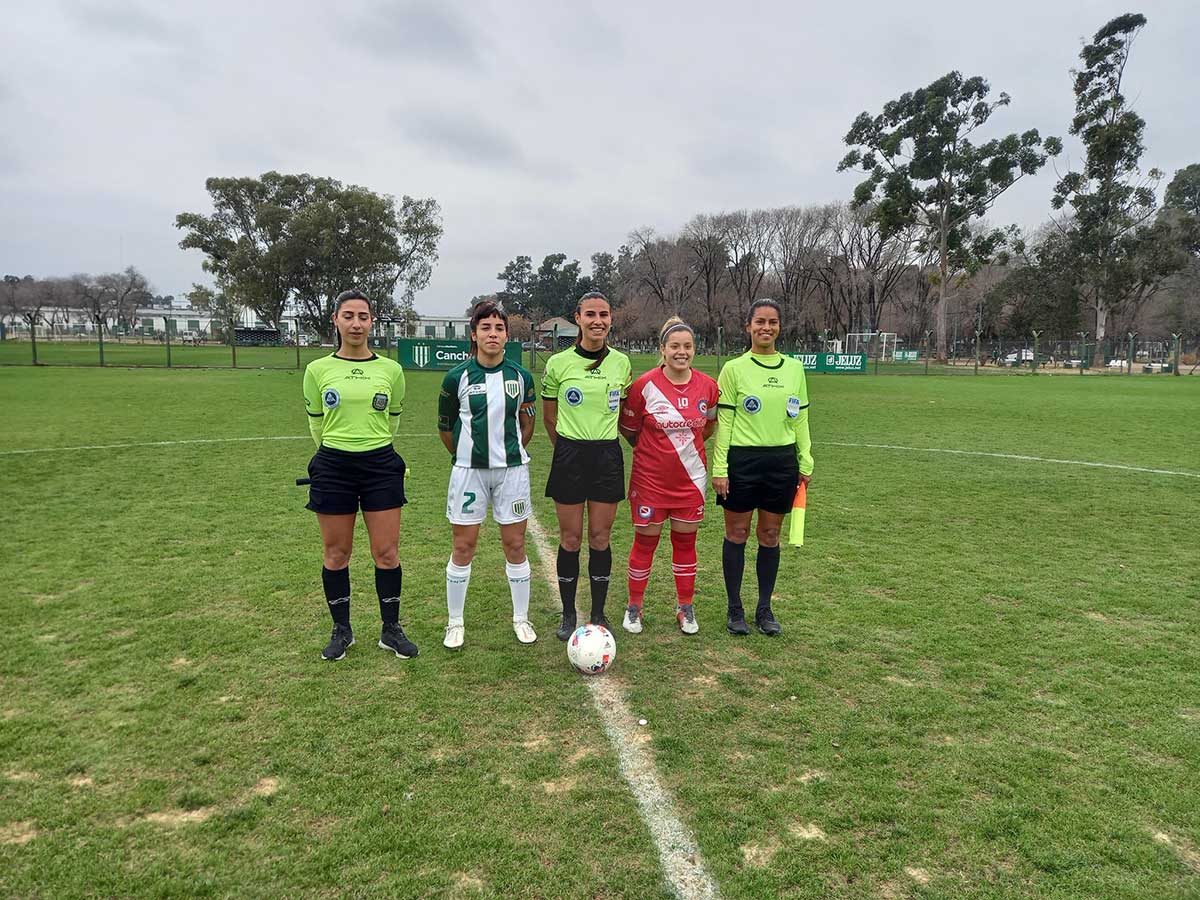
[{"xmin": 1, "ymin": 366, "xmax": 1197, "ymax": 898}]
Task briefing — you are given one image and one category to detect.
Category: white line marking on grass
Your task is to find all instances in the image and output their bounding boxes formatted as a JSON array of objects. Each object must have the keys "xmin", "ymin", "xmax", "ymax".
[
  {"xmin": 0, "ymin": 434, "xmax": 437, "ymax": 456},
  {"xmin": 524, "ymin": 510, "xmax": 719, "ymax": 900},
  {"xmin": 818, "ymin": 441, "xmax": 1200, "ymax": 480}
]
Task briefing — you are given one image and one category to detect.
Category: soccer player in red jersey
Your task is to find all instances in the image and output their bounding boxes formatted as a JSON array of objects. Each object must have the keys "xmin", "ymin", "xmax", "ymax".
[{"xmin": 618, "ymin": 317, "xmax": 719, "ymax": 635}]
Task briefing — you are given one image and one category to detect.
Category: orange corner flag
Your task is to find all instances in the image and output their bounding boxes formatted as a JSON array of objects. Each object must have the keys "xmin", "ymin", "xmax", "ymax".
[{"xmin": 789, "ymin": 481, "xmax": 807, "ymax": 547}]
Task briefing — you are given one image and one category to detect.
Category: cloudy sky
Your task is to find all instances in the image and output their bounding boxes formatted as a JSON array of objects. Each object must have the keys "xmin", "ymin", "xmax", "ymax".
[{"xmin": 3, "ymin": 1, "xmax": 1196, "ymax": 315}]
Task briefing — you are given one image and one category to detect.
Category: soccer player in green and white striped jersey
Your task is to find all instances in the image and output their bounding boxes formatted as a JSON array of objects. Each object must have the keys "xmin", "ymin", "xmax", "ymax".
[{"xmin": 437, "ymin": 301, "xmax": 537, "ymax": 649}]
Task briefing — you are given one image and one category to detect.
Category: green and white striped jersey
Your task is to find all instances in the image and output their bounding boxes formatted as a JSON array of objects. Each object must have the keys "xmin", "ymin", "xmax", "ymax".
[{"xmin": 438, "ymin": 357, "xmax": 536, "ymax": 468}]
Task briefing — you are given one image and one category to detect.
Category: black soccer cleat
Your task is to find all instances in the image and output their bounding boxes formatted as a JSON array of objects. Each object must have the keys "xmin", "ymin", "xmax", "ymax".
[
  {"xmin": 378, "ymin": 622, "xmax": 419, "ymax": 659},
  {"xmin": 755, "ymin": 607, "xmax": 782, "ymax": 637},
  {"xmin": 322, "ymin": 624, "xmax": 355, "ymax": 661},
  {"xmin": 726, "ymin": 610, "xmax": 750, "ymax": 636},
  {"xmin": 589, "ymin": 614, "xmax": 611, "ymax": 631},
  {"xmin": 556, "ymin": 611, "xmax": 577, "ymax": 642}
]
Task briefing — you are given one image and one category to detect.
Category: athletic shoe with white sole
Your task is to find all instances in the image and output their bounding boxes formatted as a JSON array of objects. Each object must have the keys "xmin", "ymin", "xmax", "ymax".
[
  {"xmin": 555, "ymin": 612, "xmax": 577, "ymax": 641},
  {"xmin": 622, "ymin": 604, "xmax": 643, "ymax": 634},
  {"xmin": 379, "ymin": 622, "xmax": 419, "ymax": 658},
  {"xmin": 322, "ymin": 624, "xmax": 355, "ymax": 660},
  {"xmin": 443, "ymin": 623, "xmax": 465, "ymax": 650},
  {"xmin": 513, "ymin": 619, "xmax": 537, "ymax": 644},
  {"xmin": 755, "ymin": 607, "xmax": 782, "ymax": 637},
  {"xmin": 676, "ymin": 603, "xmax": 699, "ymax": 635}
]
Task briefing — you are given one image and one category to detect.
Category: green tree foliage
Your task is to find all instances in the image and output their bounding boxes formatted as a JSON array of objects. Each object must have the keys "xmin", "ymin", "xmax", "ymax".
[
  {"xmin": 497, "ymin": 255, "xmax": 534, "ymax": 315},
  {"xmin": 839, "ymin": 71, "xmax": 1060, "ymax": 359},
  {"xmin": 533, "ymin": 253, "xmax": 582, "ymax": 318},
  {"xmin": 1049, "ymin": 14, "xmax": 1198, "ymax": 360},
  {"xmin": 1164, "ymin": 164, "xmax": 1200, "ymax": 218},
  {"xmin": 176, "ymin": 172, "xmax": 442, "ymax": 339}
]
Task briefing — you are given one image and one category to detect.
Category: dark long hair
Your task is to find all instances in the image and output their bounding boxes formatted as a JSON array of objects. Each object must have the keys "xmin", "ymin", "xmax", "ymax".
[
  {"xmin": 575, "ymin": 291, "xmax": 611, "ymax": 372},
  {"xmin": 468, "ymin": 300, "xmax": 509, "ymax": 356},
  {"xmin": 745, "ymin": 298, "xmax": 782, "ymax": 325},
  {"xmin": 333, "ymin": 290, "xmax": 372, "ymax": 349}
]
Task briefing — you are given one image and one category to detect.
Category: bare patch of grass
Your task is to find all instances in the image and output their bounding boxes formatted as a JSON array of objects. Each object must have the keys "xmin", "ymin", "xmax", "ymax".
[
  {"xmin": 740, "ymin": 836, "xmax": 780, "ymax": 867},
  {"xmin": 0, "ymin": 821, "xmax": 38, "ymax": 845},
  {"xmin": 789, "ymin": 822, "xmax": 827, "ymax": 841},
  {"xmin": 541, "ymin": 777, "xmax": 578, "ymax": 795},
  {"xmin": 68, "ymin": 774, "xmax": 94, "ymax": 788},
  {"xmin": 885, "ymin": 674, "xmax": 918, "ymax": 687},
  {"xmin": 1150, "ymin": 828, "xmax": 1200, "ymax": 874},
  {"xmin": 905, "ymin": 866, "xmax": 932, "ymax": 884},
  {"xmin": 5, "ymin": 770, "xmax": 38, "ymax": 782}
]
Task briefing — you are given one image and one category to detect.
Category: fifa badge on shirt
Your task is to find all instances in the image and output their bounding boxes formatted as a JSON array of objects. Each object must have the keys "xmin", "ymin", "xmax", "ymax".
[
  {"xmin": 372, "ymin": 393, "xmax": 388, "ymax": 411},
  {"xmin": 323, "ymin": 388, "xmax": 341, "ymax": 409},
  {"xmin": 566, "ymin": 387, "xmax": 584, "ymax": 406},
  {"xmin": 786, "ymin": 396, "xmax": 801, "ymax": 418},
  {"xmin": 607, "ymin": 389, "xmax": 620, "ymax": 411},
  {"xmin": 742, "ymin": 395, "xmax": 762, "ymax": 414}
]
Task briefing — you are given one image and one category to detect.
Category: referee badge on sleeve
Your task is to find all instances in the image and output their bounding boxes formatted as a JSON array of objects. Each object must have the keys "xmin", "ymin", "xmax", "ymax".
[
  {"xmin": 607, "ymin": 389, "xmax": 620, "ymax": 411},
  {"xmin": 372, "ymin": 393, "xmax": 388, "ymax": 411},
  {"xmin": 786, "ymin": 396, "xmax": 801, "ymax": 418}
]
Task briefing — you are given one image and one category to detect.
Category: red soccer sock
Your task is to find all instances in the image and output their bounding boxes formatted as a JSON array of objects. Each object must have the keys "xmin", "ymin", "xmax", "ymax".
[
  {"xmin": 626, "ymin": 531, "xmax": 660, "ymax": 607},
  {"xmin": 670, "ymin": 530, "xmax": 698, "ymax": 605}
]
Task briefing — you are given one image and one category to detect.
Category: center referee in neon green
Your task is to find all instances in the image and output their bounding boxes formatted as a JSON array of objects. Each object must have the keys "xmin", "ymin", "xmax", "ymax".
[
  {"xmin": 303, "ymin": 291, "xmax": 418, "ymax": 662},
  {"xmin": 712, "ymin": 299, "xmax": 813, "ymax": 636},
  {"xmin": 542, "ymin": 292, "xmax": 633, "ymax": 639}
]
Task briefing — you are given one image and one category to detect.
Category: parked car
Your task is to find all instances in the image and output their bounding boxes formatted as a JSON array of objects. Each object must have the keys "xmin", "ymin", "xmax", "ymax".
[
  {"xmin": 1106, "ymin": 358, "xmax": 1126, "ymax": 369},
  {"xmin": 1002, "ymin": 349, "xmax": 1035, "ymax": 364},
  {"xmin": 179, "ymin": 330, "xmax": 203, "ymax": 345}
]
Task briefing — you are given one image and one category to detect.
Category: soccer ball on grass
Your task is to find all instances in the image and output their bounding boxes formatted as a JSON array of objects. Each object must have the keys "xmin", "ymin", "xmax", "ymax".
[{"xmin": 567, "ymin": 624, "xmax": 616, "ymax": 675}]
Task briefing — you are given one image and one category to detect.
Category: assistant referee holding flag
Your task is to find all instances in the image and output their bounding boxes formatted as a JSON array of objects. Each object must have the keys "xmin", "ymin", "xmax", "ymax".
[
  {"xmin": 303, "ymin": 290, "xmax": 419, "ymax": 662},
  {"xmin": 712, "ymin": 299, "xmax": 813, "ymax": 636}
]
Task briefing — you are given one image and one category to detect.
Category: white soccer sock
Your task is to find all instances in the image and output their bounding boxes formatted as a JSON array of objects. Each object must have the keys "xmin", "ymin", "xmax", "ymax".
[
  {"xmin": 507, "ymin": 558, "xmax": 531, "ymax": 622},
  {"xmin": 446, "ymin": 559, "xmax": 471, "ymax": 626}
]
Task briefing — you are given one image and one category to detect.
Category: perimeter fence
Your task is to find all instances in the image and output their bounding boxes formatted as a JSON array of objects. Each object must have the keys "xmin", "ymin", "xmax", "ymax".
[{"xmin": 1, "ymin": 330, "xmax": 1197, "ymax": 377}]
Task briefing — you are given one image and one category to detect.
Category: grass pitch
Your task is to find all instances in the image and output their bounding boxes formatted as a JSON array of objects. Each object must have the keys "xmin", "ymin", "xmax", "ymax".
[{"xmin": 0, "ymin": 364, "xmax": 1197, "ymax": 898}]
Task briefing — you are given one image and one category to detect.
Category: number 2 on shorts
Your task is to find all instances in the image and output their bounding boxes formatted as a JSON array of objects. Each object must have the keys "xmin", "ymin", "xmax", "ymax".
[{"xmin": 461, "ymin": 491, "xmax": 477, "ymax": 514}]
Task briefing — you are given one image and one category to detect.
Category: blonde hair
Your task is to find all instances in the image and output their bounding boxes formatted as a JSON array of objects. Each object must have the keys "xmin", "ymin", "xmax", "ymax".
[{"xmin": 658, "ymin": 316, "xmax": 695, "ymax": 366}]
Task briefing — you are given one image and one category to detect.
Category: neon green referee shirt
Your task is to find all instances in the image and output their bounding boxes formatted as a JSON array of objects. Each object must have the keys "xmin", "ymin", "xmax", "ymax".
[
  {"xmin": 303, "ymin": 353, "xmax": 406, "ymax": 451},
  {"xmin": 541, "ymin": 345, "xmax": 632, "ymax": 441},
  {"xmin": 712, "ymin": 350, "xmax": 813, "ymax": 478}
]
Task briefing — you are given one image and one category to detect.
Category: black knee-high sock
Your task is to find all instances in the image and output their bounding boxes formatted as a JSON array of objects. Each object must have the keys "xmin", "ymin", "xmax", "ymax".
[
  {"xmin": 756, "ymin": 544, "xmax": 781, "ymax": 613},
  {"xmin": 556, "ymin": 546, "xmax": 580, "ymax": 616},
  {"xmin": 722, "ymin": 539, "xmax": 746, "ymax": 614},
  {"xmin": 588, "ymin": 546, "xmax": 612, "ymax": 620},
  {"xmin": 376, "ymin": 564, "xmax": 402, "ymax": 625},
  {"xmin": 322, "ymin": 565, "xmax": 351, "ymax": 627}
]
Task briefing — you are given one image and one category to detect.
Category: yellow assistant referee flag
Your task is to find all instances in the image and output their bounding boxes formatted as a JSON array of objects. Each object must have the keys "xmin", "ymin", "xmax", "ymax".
[{"xmin": 788, "ymin": 481, "xmax": 807, "ymax": 547}]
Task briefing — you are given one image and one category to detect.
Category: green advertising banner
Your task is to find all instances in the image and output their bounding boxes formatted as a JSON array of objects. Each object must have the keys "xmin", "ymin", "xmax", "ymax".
[
  {"xmin": 895, "ymin": 350, "xmax": 920, "ymax": 362},
  {"xmin": 790, "ymin": 352, "xmax": 868, "ymax": 373},
  {"xmin": 397, "ymin": 339, "xmax": 525, "ymax": 370}
]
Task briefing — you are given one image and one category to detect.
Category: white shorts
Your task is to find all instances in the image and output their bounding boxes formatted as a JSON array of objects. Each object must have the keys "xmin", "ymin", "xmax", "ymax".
[{"xmin": 446, "ymin": 464, "xmax": 532, "ymax": 526}]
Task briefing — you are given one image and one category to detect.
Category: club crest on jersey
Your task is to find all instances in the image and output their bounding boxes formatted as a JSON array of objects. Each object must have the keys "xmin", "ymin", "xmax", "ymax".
[
  {"xmin": 511, "ymin": 499, "xmax": 528, "ymax": 517},
  {"xmin": 565, "ymin": 387, "xmax": 584, "ymax": 406},
  {"xmin": 637, "ymin": 505, "xmax": 653, "ymax": 520},
  {"xmin": 504, "ymin": 379, "xmax": 520, "ymax": 400},
  {"xmin": 742, "ymin": 395, "xmax": 762, "ymax": 414},
  {"xmin": 697, "ymin": 399, "xmax": 708, "ymax": 415},
  {"xmin": 372, "ymin": 392, "xmax": 388, "ymax": 411},
  {"xmin": 786, "ymin": 396, "xmax": 801, "ymax": 418},
  {"xmin": 322, "ymin": 388, "xmax": 341, "ymax": 409},
  {"xmin": 607, "ymin": 389, "xmax": 620, "ymax": 411}
]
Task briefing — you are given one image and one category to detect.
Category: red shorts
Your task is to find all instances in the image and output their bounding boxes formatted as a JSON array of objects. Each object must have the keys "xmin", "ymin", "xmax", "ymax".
[{"xmin": 630, "ymin": 501, "xmax": 706, "ymax": 526}]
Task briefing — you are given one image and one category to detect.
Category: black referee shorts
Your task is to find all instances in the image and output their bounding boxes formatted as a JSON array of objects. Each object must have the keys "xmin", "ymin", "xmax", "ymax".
[
  {"xmin": 716, "ymin": 445, "xmax": 799, "ymax": 515},
  {"xmin": 305, "ymin": 445, "xmax": 407, "ymax": 515},
  {"xmin": 545, "ymin": 436, "xmax": 625, "ymax": 505}
]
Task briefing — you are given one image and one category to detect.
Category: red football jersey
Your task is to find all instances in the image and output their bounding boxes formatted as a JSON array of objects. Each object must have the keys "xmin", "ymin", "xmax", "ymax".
[{"xmin": 622, "ymin": 367, "xmax": 719, "ymax": 509}]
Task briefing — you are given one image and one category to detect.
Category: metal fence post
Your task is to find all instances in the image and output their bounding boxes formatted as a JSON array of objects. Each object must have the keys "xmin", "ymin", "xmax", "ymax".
[
  {"xmin": 1031, "ymin": 330, "xmax": 1041, "ymax": 374},
  {"xmin": 1127, "ymin": 331, "xmax": 1136, "ymax": 375},
  {"xmin": 974, "ymin": 330, "xmax": 981, "ymax": 375},
  {"xmin": 295, "ymin": 331, "xmax": 301, "ymax": 369},
  {"xmin": 716, "ymin": 326, "xmax": 723, "ymax": 374},
  {"xmin": 166, "ymin": 325, "xmax": 172, "ymax": 368},
  {"xmin": 1078, "ymin": 331, "xmax": 1088, "ymax": 375},
  {"xmin": 924, "ymin": 330, "xmax": 932, "ymax": 375},
  {"xmin": 1172, "ymin": 332, "xmax": 1182, "ymax": 376},
  {"xmin": 98, "ymin": 326, "xmax": 105, "ymax": 367}
]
